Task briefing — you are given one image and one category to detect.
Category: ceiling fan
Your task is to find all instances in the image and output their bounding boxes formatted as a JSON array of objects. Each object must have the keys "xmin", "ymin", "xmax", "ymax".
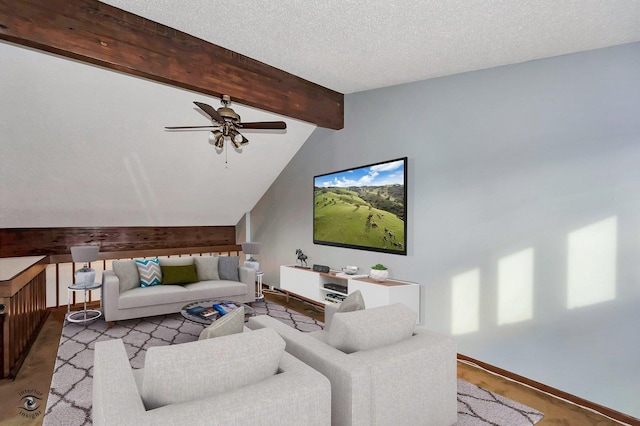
[{"xmin": 165, "ymin": 95, "xmax": 287, "ymax": 149}]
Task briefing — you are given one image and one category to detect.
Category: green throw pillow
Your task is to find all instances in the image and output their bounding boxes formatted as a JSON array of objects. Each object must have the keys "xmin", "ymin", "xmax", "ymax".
[{"xmin": 161, "ymin": 264, "xmax": 198, "ymax": 285}]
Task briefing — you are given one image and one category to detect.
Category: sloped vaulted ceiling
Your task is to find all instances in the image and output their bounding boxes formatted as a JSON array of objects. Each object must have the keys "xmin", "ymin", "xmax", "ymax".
[
  {"xmin": 0, "ymin": 41, "xmax": 317, "ymax": 227},
  {"xmin": 0, "ymin": 0, "xmax": 342, "ymax": 228}
]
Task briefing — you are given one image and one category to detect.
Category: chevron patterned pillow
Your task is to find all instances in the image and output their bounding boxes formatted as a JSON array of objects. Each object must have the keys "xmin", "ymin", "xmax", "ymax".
[{"xmin": 135, "ymin": 258, "xmax": 163, "ymax": 287}]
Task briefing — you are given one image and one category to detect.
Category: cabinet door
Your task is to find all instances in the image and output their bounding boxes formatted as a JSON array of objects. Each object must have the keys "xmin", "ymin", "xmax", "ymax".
[
  {"xmin": 349, "ymin": 278, "xmax": 420, "ymax": 319},
  {"xmin": 349, "ymin": 279, "xmax": 390, "ymax": 309},
  {"xmin": 280, "ymin": 266, "xmax": 321, "ymax": 302}
]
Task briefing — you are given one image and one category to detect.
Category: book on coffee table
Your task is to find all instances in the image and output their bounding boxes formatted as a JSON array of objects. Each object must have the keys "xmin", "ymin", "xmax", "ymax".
[
  {"xmin": 201, "ymin": 307, "xmax": 217, "ymax": 318},
  {"xmin": 221, "ymin": 302, "xmax": 238, "ymax": 311},
  {"xmin": 186, "ymin": 306, "xmax": 207, "ymax": 316}
]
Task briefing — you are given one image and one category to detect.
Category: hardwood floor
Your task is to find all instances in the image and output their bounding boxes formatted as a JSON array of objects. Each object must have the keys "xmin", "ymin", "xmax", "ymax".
[
  {"xmin": 264, "ymin": 290, "xmax": 629, "ymax": 426},
  {"xmin": 0, "ymin": 309, "xmax": 64, "ymax": 426},
  {"xmin": 0, "ymin": 292, "xmax": 631, "ymax": 425}
]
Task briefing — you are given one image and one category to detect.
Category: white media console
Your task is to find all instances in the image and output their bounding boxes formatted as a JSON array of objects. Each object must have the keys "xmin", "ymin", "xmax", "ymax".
[{"xmin": 280, "ymin": 265, "xmax": 420, "ymax": 317}]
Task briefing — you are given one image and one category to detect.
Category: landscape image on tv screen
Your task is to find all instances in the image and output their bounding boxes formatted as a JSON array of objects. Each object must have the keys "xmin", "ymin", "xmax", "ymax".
[{"xmin": 313, "ymin": 157, "xmax": 407, "ymax": 255}]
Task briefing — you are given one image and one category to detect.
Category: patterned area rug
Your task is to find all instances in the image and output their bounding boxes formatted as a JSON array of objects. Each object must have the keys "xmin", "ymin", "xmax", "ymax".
[
  {"xmin": 457, "ymin": 379, "xmax": 543, "ymax": 425},
  {"xmin": 44, "ymin": 300, "xmax": 542, "ymax": 425}
]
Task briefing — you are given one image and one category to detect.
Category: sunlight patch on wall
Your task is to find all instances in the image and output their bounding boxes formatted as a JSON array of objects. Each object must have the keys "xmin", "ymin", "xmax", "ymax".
[
  {"xmin": 498, "ymin": 248, "xmax": 534, "ymax": 325},
  {"xmin": 567, "ymin": 216, "xmax": 617, "ymax": 309},
  {"xmin": 451, "ymin": 269, "xmax": 480, "ymax": 335}
]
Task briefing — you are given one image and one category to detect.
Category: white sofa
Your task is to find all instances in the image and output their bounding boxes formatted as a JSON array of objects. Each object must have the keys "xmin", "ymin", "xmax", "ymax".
[
  {"xmin": 248, "ymin": 303, "xmax": 458, "ymax": 426},
  {"xmin": 102, "ymin": 256, "xmax": 255, "ymax": 323},
  {"xmin": 93, "ymin": 328, "xmax": 331, "ymax": 425}
]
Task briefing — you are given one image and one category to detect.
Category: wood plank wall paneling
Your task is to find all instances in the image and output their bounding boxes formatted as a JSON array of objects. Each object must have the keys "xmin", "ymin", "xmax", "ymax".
[
  {"xmin": 1, "ymin": 268, "xmax": 48, "ymax": 379},
  {"xmin": 0, "ymin": 0, "xmax": 344, "ymax": 129},
  {"xmin": 0, "ymin": 226, "xmax": 238, "ymax": 258}
]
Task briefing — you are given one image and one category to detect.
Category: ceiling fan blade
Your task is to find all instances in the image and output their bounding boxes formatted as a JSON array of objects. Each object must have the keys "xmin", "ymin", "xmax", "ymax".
[
  {"xmin": 165, "ymin": 125, "xmax": 218, "ymax": 130},
  {"xmin": 240, "ymin": 121, "xmax": 287, "ymax": 130},
  {"xmin": 194, "ymin": 101, "xmax": 225, "ymax": 123}
]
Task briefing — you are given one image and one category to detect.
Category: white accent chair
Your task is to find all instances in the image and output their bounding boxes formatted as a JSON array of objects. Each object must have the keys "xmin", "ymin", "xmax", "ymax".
[
  {"xmin": 92, "ymin": 328, "xmax": 331, "ymax": 425},
  {"xmin": 248, "ymin": 303, "xmax": 457, "ymax": 426}
]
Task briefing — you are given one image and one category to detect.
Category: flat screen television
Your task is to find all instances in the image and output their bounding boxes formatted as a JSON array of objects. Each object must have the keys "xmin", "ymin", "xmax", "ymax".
[{"xmin": 313, "ymin": 157, "xmax": 407, "ymax": 255}]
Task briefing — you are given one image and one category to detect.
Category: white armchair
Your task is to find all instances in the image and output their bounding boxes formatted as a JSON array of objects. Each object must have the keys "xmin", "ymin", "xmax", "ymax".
[
  {"xmin": 248, "ymin": 304, "xmax": 457, "ymax": 426},
  {"xmin": 92, "ymin": 328, "xmax": 331, "ymax": 425}
]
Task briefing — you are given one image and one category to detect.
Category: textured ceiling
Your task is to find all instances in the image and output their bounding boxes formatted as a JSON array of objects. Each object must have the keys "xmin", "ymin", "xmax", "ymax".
[{"xmin": 101, "ymin": 0, "xmax": 640, "ymax": 93}]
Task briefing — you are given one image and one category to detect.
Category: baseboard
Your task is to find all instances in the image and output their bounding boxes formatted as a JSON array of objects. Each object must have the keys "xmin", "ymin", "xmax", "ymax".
[{"xmin": 457, "ymin": 354, "xmax": 638, "ymax": 425}]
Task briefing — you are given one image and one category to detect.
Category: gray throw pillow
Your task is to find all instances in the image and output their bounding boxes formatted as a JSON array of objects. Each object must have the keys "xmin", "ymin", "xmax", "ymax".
[
  {"xmin": 198, "ymin": 306, "xmax": 244, "ymax": 340},
  {"xmin": 218, "ymin": 256, "xmax": 240, "ymax": 281},
  {"xmin": 194, "ymin": 256, "xmax": 220, "ymax": 281},
  {"xmin": 112, "ymin": 260, "xmax": 140, "ymax": 293},
  {"xmin": 337, "ymin": 290, "xmax": 365, "ymax": 313}
]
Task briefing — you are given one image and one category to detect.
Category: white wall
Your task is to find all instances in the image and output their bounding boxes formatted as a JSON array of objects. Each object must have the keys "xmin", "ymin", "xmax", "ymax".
[
  {"xmin": 249, "ymin": 42, "xmax": 640, "ymax": 417},
  {"xmin": 0, "ymin": 41, "xmax": 315, "ymax": 227}
]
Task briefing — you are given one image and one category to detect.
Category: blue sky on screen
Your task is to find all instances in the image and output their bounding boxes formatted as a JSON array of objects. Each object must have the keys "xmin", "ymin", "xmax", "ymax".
[{"xmin": 315, "ymin": 159, "xmax": 404, "ymax": 188}]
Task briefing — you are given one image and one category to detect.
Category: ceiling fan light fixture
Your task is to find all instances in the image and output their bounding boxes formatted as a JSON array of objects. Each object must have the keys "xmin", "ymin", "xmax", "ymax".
[
  {"xmin": 169, "ymin": 97, "xmax": 283, "ymax": 157},
  {"xmin": 209, "ymin": 130, "xmax": 224, "ymax": 148},
  {"xmin": 231, "ymin": 131, "xmax": 249, "ymax": 148}
]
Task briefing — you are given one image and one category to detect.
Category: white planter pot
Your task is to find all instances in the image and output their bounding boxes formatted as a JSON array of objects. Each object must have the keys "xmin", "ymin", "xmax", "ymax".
[{"xmin": 369, "ymin": 269, "xmax": 389, "ymax": 282}]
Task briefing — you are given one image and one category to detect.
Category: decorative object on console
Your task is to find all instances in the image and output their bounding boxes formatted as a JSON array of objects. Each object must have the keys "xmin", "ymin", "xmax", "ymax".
[
  {"xmin": 241, "ymin": 241, "xmax": 261, "ymax": 271},
  {"xmin": 135, "ymin": 258, "xmax": 162, "ymax": 287},
  {"xmin": 369, "ymin": 263, "xmax": 389, "ymax": 282},
  {"xmin": 312, "ymin": 264, "xmax": 330, "ymax": 273},
  {"xmin": 295, "ymin": 249, "xmax": 309, "ymax": 267},
  {"xmin": 70, "ymin": 245, "xmax": 100, "ymax": 284},
  {"xmin": 314, "ymin": 157, "xmax": 407, "ymax": 255},
  {"xmin": 341, "ymin": 265, "xmax": 359, "ymax": 275}
]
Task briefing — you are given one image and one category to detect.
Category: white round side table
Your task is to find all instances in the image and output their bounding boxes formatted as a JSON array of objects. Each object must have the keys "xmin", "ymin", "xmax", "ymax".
[
  {"xmin": 67, "ymin": 281, "xmax": 102, "ymax": 323},
  {"xmin": 255, "ymin": 271, "xmax": 264, "ymax": 301}
]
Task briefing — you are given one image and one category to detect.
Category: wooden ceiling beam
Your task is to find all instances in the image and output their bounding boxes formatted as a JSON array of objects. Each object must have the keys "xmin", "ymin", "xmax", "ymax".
[{"xmin": 0, "ymin": 0, "xmax": 344, "ymax": 129}]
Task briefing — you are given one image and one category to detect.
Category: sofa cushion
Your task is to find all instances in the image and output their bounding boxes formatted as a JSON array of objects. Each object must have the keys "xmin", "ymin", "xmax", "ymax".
[
  {"xmin": 135, "ymin": 258, "xmax": 163, "ymax": 287},
  {"xmin": 141, "ymin": 327, "xmax": 285, "ymax": 410},
  {"xmin": 112, "ymin": 260, "xmax": 140, "ymax": 293},
  {"xmin": 337, "ymin": 290, "xmax": 365, "ymax": 313},
  {"xmin": 328, "ymin": 303, "xmax": 417, "ymax": 354},
  {"xmin": 159, "ymin": 256, "xmax": 195, "ymax": 267},
  {"xmin": 161, "ymin": 264, "xmax": 198, "ymax": 285},
  {"xmin": 118, "ymin": 285, "xmax": 193, "ymax": 309},
  {"xmin": 218, "ymin": 256, "xmax": 240, "ymax": 281},
  {"xmin": 199, "ymin": 306, "xmax": 245, "ymax": 340},
  {"xmin": 195, "ymin": 256, "xmax": 220, "ymax": 281},
  {"xmin": 183, "ymin": 280, "xmax": 248, "ymax": 300}
]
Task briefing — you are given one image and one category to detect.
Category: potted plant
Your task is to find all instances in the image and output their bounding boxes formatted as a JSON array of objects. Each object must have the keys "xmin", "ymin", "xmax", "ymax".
[{"xmin": 369, "ymin": 263, "xmax": 389, "ymax": 282}]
